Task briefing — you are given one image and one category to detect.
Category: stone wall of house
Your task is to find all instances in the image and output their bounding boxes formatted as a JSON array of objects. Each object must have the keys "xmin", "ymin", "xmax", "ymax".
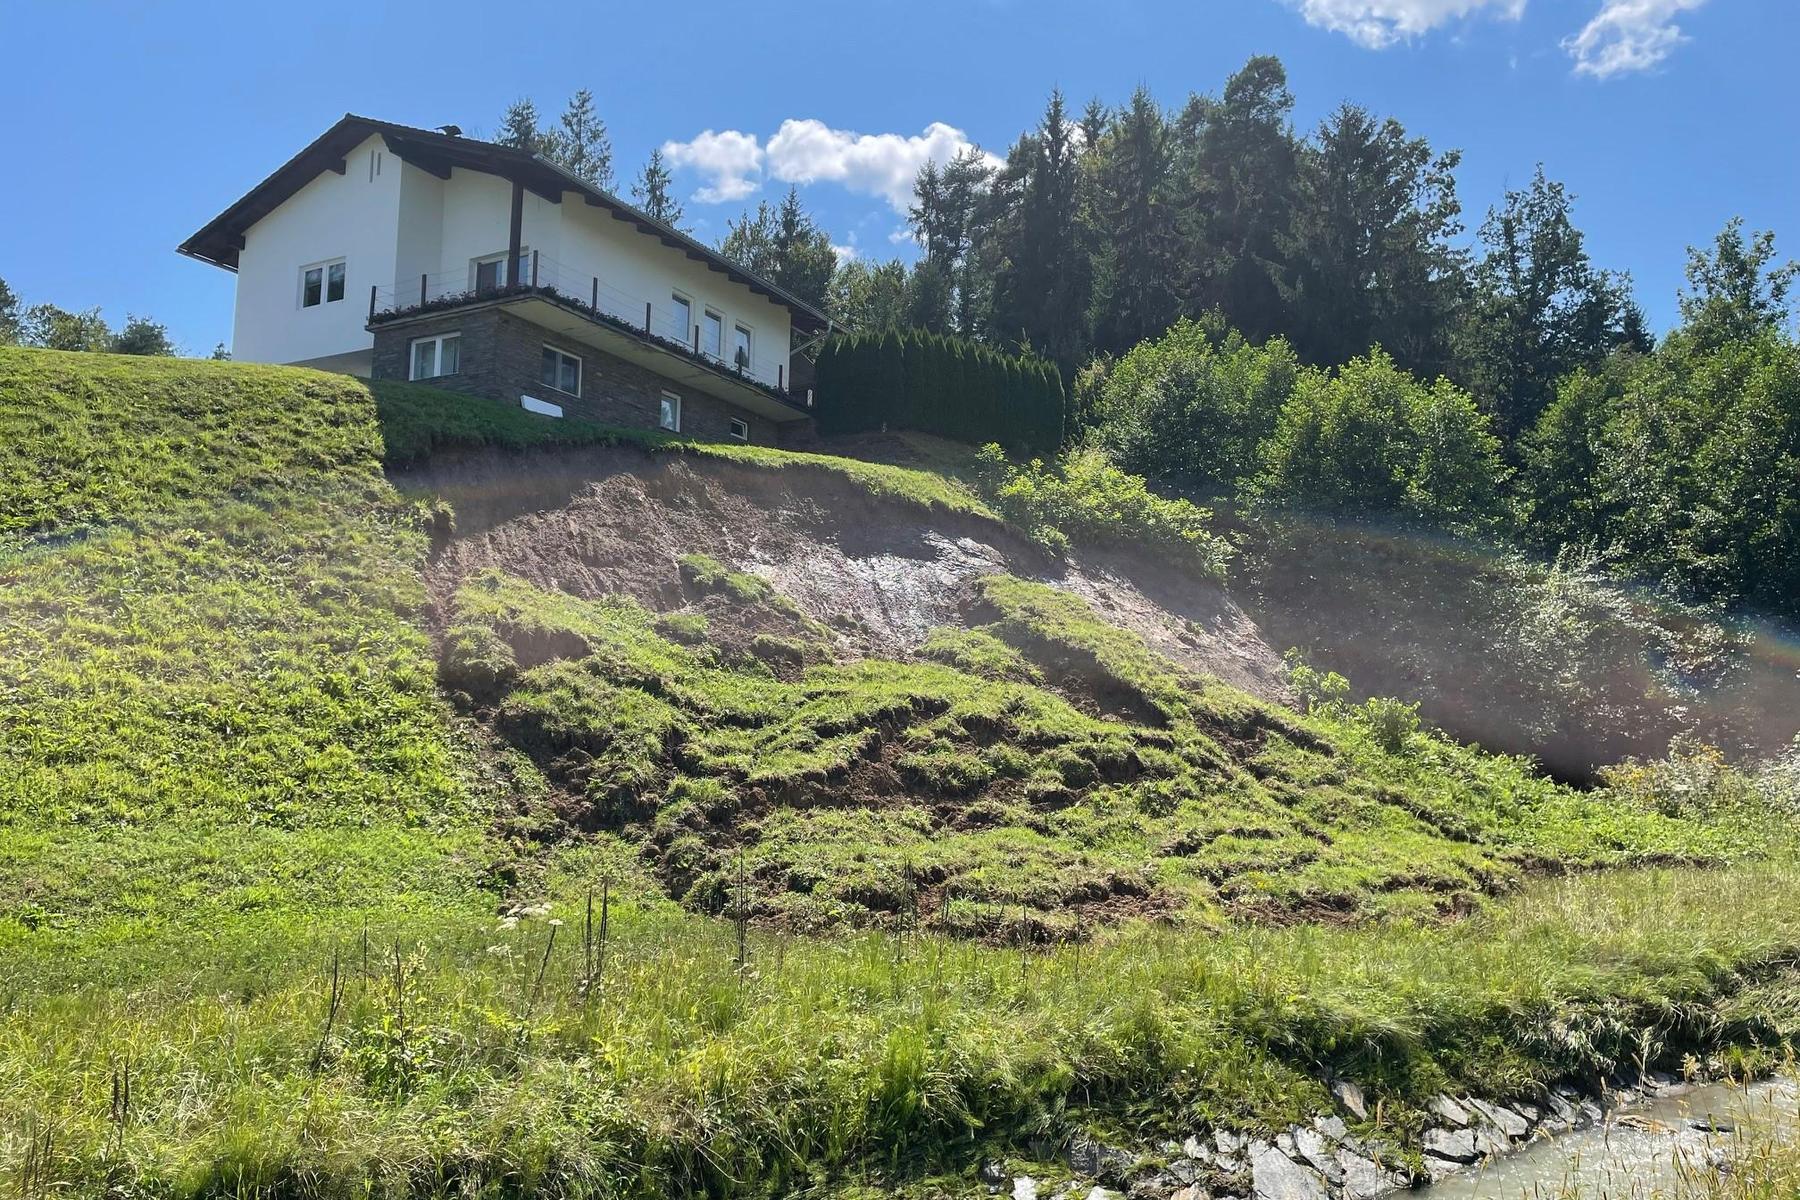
[{"xmin": 370, "ymin": 306, "xmax": 812, "ymax": 446}]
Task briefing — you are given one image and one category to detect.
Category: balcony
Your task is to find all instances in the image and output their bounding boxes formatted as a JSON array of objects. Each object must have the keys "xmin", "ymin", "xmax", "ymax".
[{"xmin": 366, "ymin": 253, "xmax": 814, "ymax": 420}]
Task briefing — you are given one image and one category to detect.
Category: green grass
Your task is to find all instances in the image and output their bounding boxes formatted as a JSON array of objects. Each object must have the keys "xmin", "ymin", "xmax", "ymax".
[
  {"xmin": 371, "ymin": 377, "xmax": 999, "ymax": 521},
  {"xmin": 448, "ymin": 562, "xmax": 1756, "ymax": 936},
  {"xmin": 0, "ymin": 350, "xmax": 489, "ymax": 945},
  {"xmin": 3, "ymin": 350, "xmax": 1797, "ymax": 1199},
  {"xmin": 6, "ymin": 865, "xmax": 1800, "ymax": 1198}
]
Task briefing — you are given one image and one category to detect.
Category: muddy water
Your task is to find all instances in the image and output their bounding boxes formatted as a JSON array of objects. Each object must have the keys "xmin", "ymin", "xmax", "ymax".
[{"xmin": 1419, "ymin": 1080, "xmax": 1799, "ymax": 1198}]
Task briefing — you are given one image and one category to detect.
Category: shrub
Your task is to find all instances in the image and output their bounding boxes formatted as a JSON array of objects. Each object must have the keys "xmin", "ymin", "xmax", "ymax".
[
  {"xmin": 815, "ymin": 330, "xmax": 1065, "ymax": 453},
  {"xmin": 976, "ymin": 445, "xmax": 1232, "ymax": 579},
  {"xmin": 1088, "ymin": 316, "xmax": 1300, "ymax": 494},
  {"xmin": 1252, "ymin": 349, "xmax": 1505, "ymax": 530}
]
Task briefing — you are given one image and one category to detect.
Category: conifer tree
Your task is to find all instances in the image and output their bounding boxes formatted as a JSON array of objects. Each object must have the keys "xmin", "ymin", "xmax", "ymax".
[{"xmin": 631, "ymin": 149, "xmax": 685, "ymax": 228}]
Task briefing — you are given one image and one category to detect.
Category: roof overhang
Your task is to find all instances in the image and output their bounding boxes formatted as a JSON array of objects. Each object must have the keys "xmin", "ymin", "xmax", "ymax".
[
  {"xmin": 371, "ymin": 293, "xmax": 816, "ymax": 424},
  {"xmin": 177, "ymin": 114, "xmax": 830, "ymax": 333}
]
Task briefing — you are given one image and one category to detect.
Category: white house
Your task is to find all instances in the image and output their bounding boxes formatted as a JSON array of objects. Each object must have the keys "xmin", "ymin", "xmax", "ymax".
[{"xmin": 180, "ymin": 115, "xmax": 830, "ymax": 444}]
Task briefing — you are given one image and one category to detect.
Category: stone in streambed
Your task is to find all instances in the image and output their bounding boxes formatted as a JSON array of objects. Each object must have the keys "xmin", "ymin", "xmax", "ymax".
[
  {"xmin": 1249, "ymin": 1142, "xmax": 1328, "ymax": 1200},
  {"xmin": 1422, "ymin": 1127, "xmax": 1479, "ymax": 1164}
]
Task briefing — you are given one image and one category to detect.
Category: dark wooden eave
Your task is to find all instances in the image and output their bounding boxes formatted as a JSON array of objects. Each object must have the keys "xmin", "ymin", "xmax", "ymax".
[{"xmin": 176, "ymin": 113, "xmax": 830, "ymax": 332}]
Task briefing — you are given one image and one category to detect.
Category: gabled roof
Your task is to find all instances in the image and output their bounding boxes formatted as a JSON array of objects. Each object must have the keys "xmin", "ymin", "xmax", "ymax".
[{"xmin": 177, "ymin": 113, "xmax": 829, "ymax": 331}]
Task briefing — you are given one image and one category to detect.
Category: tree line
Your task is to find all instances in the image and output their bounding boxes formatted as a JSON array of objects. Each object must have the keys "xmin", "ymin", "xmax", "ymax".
[
  {"xmin": 1083, "ymin": 221, "xmax": 1798, "ymax": 618},
  {"xmin": 0, "ymin": 277, "xmax": 194, "ymax": 357}
]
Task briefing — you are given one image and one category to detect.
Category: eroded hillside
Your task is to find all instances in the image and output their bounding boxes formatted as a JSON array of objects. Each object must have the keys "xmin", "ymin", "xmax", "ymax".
[{"xmin": 396, "ymin": 434, "xmax": 1732, "ymax": 937}]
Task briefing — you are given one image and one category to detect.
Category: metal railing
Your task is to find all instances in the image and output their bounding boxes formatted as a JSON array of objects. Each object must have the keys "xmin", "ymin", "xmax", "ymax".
[{"xmin": 367, "ymin": 251, "xmax": 805, "ymax": 400}]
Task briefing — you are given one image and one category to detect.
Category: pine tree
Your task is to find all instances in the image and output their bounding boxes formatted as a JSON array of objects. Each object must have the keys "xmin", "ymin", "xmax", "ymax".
[
  {"xmin": 1087, "ymin": 88, "xmax": 1178, "ymax": 355},
  {"xmin": 546, "ymin": 88, "xmax": 613, "ymax": 188},
  {"xmin": 986, "ymin": 91, "xmax": 1093, "ymax": 370},
  {"xmin": 631, "ymin": 149, "xmax": 684, "ymax": 228},
  {"xmin": 496, "ymin": 98, "xmax": 545, "ymax": 153}
]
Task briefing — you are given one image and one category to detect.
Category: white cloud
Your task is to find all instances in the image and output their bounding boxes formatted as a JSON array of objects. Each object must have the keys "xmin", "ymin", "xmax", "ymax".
[
  {"xmin": 765, "ymin": 118, "xmax": 998, "ymax": 212},
  {"xmin": 659, "ymin": 129, "xmax": 763, "ymax": 203},
  {"xmin": 1563, "ymin": 0, "xmax": 1705, "ymax": 78},
  {"xmin": 662, "ymin": 118, "xmax": 998, "ymax": 213},
  {"xmin": 1286, "ymin": 0, "xmax": 1527, "ymax": 47},
  {"xmin": 831, "ymin": 242, "xmax": 858, "ymax": 262}
]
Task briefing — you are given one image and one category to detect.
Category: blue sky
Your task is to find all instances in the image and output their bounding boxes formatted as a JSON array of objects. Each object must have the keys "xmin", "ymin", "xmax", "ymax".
[{"xmin": 0, "ymin": 0, "xmax": 1792, "ymax": 356}]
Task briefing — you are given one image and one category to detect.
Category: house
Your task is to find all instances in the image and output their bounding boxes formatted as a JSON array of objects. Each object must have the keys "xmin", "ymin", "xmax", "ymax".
[{"xmin": 179, "ymin": 115, "xmax": 830, "ymax": 444}]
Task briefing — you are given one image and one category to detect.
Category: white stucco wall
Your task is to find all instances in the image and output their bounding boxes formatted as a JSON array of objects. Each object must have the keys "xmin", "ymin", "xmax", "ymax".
[
  {"xmin": 554, "ymin": 199, "xmax": 795, "ymax": 387},
  {"xmin": 232, "ymin": 135, "xmax": 399, "ymax": 368},
  {"xmin": 228, "ymin": 136, "xmax": 797, "ymax": 386}
]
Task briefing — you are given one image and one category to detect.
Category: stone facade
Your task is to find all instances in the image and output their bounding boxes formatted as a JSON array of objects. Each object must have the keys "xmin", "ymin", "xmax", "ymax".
[{"xmin": 370, "ymin": 305, "xmax": 810, "ymax": 446}]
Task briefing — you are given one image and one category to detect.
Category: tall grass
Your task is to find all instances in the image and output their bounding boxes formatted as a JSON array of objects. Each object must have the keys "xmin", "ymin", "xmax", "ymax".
[{"xmin": 5, "ymin": 865, "xmax": 1799, "ymax": 1198}]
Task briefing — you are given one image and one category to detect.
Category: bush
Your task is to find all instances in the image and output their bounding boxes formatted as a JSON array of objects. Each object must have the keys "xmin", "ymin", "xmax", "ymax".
[
  {"xmin": 1088, "ymin": 316, "xmax": 1300, "ymax": 494},
  {"xmin": 814, "ymin": 330, "xmax": 1065, "ymax": 453},
  {"xmin": 1252, "ymin": 349, "xmax": 1505, "ymax": 530},
  {"xmin": 975, "ymin": 445, "xmax": 1231, "ymax": 579}
]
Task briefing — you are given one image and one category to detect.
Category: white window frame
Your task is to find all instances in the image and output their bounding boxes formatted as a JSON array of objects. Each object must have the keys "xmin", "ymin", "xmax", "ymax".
[
  {"xmin": 300, "ymin": 257, "xmax": 346, "ymax": 308},
  {"xmin": 732, "ymin": 322, "xmax": 754, "ymax": 373},
  {"xmin": 408, "ymin": 332, "xmax": 460, "ymax": 381},
  {"xmin": 472, "ymin": 248, "xmax": 528, "ymax": 292},
  {"xmin": 540, "ymin": 345, "xmax": 583, "ymax": 396},
  {"xmin": 728, "ymin": 417, "xmax": 749, "ymax": 442},
  {"xmin": 669, "ymin": 291, "xmax": 693, "ymax": 346},
  {"xmin": 701, "ymin": 308, "xmax": 725, "ymax": 361},
  {"xmin": 660, "ymin": 390, "xmax": 682, "ymax": 433}
]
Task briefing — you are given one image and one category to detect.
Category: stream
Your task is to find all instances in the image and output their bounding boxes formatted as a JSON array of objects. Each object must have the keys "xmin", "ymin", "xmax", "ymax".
[{"xmin": 1417, "ymin": 1078, "xmax": 1799, "ymax": 1198}]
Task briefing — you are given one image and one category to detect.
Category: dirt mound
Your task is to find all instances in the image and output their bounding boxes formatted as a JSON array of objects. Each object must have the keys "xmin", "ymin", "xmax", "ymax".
[{"xmin": 395, "ymin": 444, "xmax": 1288, "ymax": 697}]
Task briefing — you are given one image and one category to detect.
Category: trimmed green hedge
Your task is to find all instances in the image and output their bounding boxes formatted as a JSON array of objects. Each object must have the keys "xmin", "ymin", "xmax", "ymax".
[{"xmin": 815, "ymin": 330, "xmax": 1065, "ymax": 453}]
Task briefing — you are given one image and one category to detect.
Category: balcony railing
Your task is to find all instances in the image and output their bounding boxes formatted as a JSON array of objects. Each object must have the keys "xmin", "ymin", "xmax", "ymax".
[{"xmin": 367, "ymin": 252, "xmax": 808, "ymax": 405}]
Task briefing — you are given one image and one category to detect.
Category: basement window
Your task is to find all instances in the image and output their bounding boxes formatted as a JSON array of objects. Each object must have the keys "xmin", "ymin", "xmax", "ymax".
[
  {"xmin": 728, "ymin": 417, "xmax": 749, "ymax": 442},
  {"xmin": 409, "ymin": 332, "xmax": 460, "ymax": 380},
  {"xmin": 540, "ymin": 345, "xmax": 582, "ymax": 396},
  {"xmin": 301, "ymin": 259, "xmax": 346, "ymax": 307},
  {"xmin": 660, "ymin": 390, "xmax": 682, "ymax": 433}
]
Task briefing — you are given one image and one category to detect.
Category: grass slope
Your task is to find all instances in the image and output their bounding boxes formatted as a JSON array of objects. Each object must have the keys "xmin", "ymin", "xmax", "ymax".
[{"xmin": 1, "ymin": 350, "xmax": 1794, "ymax": 1199}]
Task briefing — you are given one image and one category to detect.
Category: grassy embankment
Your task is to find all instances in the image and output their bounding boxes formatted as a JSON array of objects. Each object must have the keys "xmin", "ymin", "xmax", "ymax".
[{"xmin": 2, "ymin": 348, "xmax": 1796, "ymax": 1198}]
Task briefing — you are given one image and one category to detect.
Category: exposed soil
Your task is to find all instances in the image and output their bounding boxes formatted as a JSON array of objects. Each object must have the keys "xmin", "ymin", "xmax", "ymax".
[{"xmin": 395, "ymin": 443, "xmax": 1289, "ymax": 698}]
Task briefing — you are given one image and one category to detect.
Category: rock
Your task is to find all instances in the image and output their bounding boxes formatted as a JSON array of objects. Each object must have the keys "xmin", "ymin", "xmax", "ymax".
[
  {"xmin": 1215, "ymin": 1130, "xmax": 1247, "ymax": 1157},
  {"xmin": 1331, "ymin": 1079, "xmax": 1369, "ymax": 1120},
  {"xmin": 980, "ymin": 1160, "xmax": 1008, "ymax": 1186},
  {"xmin": 1690, "ymin": 1116, "xmax": 1737, "ymax": 1134},
  {"xmin": 1335, "ymin": 1150, "xmax": 1400, "ymax": 1200},
  {"xmin": 1467, "ymin": 1099, "xmax": 1532, "ymax": 1140},
  {"xmin": 1013, "ymin": 1177, "xmax": 1040, "ymax": 1200},
  {"xmin": 1543, "ymin": 1092, "xmax": 1579, "ymax": 1126},
  {"xmin": 1182, "ymin": 1136, "xmax": 1214, "ymax": 1163},
  {"xmin": 1167, "ymin": 1159, "xmax": 1203, "ymax": 1185},
  {"xmin": 1292, "ymin": 1129, "xmax": 1343, "ymax": 1183},
  {"xmin": 1275, "ymin": 1131, "xmax": 1298, "ymax": 1158},
  {"xmin": 1069, "ymin": 1136, "xmax": 1134, "ymax": 1183},
  {"xmin": 1427, "ymin": 1096, "xmax": 1472, "ymax": 1127},
  {"xmin": 1422, "ymin": 1153, "xmax": 1465, "ymax": 1183},
  {"xmin": 1128, "ymin": 1175, "xmax": 1173, "ymax": 1200},
  {"xmin": 1470, "ymin": 1124, "xmax": 1511, "ymax": 1158},
  {"xmin": 1578, "ymin": 1099, "xmax": 1606, "ymax": 1125},
  {"xmin": 1170, "ymin": 1188, "xmax": 1209, "ymax": 1200},
  {"xmin": 1085, "ymin": 1189, "xmax": 1123, "ymax": 1200},
  {"xmin": 1312, "ymin": 1115, "xmax": 1349, "ymax": 1141},
  {"xmin": 1422, "ymin": 1127, "xmax": 1479, "ymax": 1164},
  {"xmin": 1249, "ymin": 1143, "xmax": 1328, "ymax": 1200}
]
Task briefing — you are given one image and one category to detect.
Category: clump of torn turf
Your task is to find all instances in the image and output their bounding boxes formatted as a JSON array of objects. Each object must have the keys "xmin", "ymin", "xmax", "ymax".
[{"xmin": 444, "ymin": 559, "xmax": 1739, "ymax": 939}]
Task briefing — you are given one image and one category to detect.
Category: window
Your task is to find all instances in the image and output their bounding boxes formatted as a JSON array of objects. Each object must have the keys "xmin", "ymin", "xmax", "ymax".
[
  {"xmin": 409, "ymin": 333, "xmax": 460, "ymax": 380},
  {"xmin": 732, "ymin": 324, "xmax": 753, "ymax": 372},
  {"xmin": 540, "ymin": 345, "xmax": 582, "ymax": 395},
  {"xmin": 702, "ymin": 310, "xmax": 724, "ymax": 360},
  {"xmin": 728, "ymin": 417, "xmax": 749, "ymax": 442},
  {"xmin": 669, "ymin": 292, "xmax": 691, "ymax": 344},
  {"xmin": 660, "ymin": 390, "xmax": 681, "ymax": 433},
  {"xmin": 474, "ymin": 250, "xmax": 528, "ymax": 292},
  {"xmin": 301, "ymin": 259, "xmax": 345, "ymax": 308}
]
